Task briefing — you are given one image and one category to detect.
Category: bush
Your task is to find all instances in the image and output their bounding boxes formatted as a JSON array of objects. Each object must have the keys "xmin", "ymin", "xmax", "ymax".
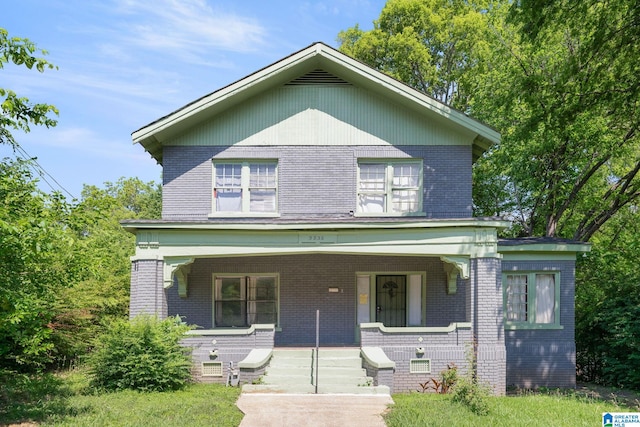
[
  {"xmin": 87, "ymin": 315, "xmax": 192, "ymax": 392},
  {"xmin": 451, "ymin": 376, "xmax": 491, "ymax": 415}
]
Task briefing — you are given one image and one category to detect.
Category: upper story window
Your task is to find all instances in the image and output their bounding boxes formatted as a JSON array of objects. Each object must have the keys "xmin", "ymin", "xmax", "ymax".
[
  {"xmin": 213, "ymin": 161, "xmax": 277, "ymax": 215},
  {"xmin": 357, "ymin": 160, "xmax": 422, "ymax": 215},
  {"xmin": 503, "ymin": 272, "xmax": 561, "ymax": 329}
]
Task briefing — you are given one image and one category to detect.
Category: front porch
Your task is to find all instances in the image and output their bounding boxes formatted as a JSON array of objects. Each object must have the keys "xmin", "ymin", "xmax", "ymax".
[
  {"xmin": 181, "ymin": 321, "xmax": 480, "ymax": 394},
  {"xmin": 126, "ymin": 219, "xmax": 508, "ymax": 394}
]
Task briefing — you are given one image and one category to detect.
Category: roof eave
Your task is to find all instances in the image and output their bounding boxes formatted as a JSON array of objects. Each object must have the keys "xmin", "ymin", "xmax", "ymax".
[{"xmin": 132, "ymin": 42, "xmax": 500, "ymax": 163}]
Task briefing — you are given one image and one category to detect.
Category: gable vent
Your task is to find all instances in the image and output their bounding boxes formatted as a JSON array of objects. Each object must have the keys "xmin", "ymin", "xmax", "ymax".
[{"xmin": 286, "ymin": 69, "xmax": 351, "ymax": 86}]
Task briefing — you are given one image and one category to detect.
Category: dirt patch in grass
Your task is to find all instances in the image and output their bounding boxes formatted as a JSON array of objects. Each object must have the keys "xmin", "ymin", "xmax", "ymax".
[
  {"xmin": 507, "ymin": 382, "xmax": 640, "ymax": 411},
  {"xmin": 575, "ymin": 382, "xmax": 640, "ymax": 410}
]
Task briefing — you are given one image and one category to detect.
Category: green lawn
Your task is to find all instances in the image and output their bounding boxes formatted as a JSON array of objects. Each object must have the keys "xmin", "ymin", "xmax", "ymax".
[
  {"xmin": 1, "ymin": 371, "xmax": 638, "ymax": 427},
  {"xmin": 0, "ymin": 371, "xmax": 243, "ymax": 427},
  {"xmin": 385, "ymin": 388, "xmax": 639, "ymax": 427}
]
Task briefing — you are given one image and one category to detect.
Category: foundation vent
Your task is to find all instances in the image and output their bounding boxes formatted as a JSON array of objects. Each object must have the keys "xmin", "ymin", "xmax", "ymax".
[
  {"xmin": 410, "ymin": 359, "xmax": 431, "ymax": 374},
  {"xmin": 202, "ymin": 361, "xmax": 223, "ymax": 377}
]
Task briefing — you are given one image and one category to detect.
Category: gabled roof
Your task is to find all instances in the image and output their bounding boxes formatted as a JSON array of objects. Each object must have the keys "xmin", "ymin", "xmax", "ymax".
[{"xmin": 132, "ymin": 42, "xmax": 500, "ymax": 164}]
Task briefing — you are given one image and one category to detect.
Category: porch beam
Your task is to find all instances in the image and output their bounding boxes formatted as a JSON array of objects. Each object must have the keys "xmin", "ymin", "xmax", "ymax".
[
  {"xmin": 163, "ymin": 257, "xmax": 195, "ymax": 297},
  {"xmin": 440, "ymin": 256, "xmax": 469, "ymax": 295}
]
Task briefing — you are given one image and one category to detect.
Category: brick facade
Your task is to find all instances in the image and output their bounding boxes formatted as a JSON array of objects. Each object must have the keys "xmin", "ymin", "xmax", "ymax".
[
  {"xmin": 161, "ymin": 144, "xmax": 472, "ymax": 221},
  {"xmin": 502, "ymin": 260, "xmax": 577, "ymax": 388}
]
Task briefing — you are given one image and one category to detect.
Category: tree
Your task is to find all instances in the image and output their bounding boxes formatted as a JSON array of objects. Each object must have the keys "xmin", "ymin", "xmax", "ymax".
[
  {"xmin": 0, "ymin": 159, "xmax": 74, "ymax": 372},
  {"xmin": 338, "ymin": 0, "xmax": 494, "ymax": 110},
  {"xmin": 51, "ymin": 178, "xmax": 161, "ymax": 364},
  {"xmin": 471, "ymin": 0, "xmax": 640, "ymax": 240},
  {"xmin": 1, "ymin": 28, "xmax": 58, "ymax": 148}
]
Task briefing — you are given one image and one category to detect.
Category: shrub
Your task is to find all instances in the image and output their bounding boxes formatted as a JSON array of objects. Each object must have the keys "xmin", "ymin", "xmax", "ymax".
[
  {"xmin": 86, "ymin": 315, "xmax": 192, "ymax": 392},
  {"xmin": 418, "ymin": 363, "xmax": 458, "ymax": 393},
  {"xmin": 451, "ymin": 376, "xmax": 491, "ymax": 415}
]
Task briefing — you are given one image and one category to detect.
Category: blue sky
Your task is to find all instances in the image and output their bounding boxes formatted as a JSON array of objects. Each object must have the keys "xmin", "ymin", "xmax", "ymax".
[{"xmin": 2, "ymin": 0, "xmax": 385, "ymax": 199}]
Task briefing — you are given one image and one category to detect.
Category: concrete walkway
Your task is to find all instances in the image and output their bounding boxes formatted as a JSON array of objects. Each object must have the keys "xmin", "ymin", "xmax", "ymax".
[{"xmin": 236, "ymin": 393, "xmax": 394, "ymax": 427}]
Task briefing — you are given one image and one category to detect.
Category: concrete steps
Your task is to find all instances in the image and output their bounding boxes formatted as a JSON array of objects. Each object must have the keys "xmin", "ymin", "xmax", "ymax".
[{"xmin": 242, "ymin": 348, "xmax": 389, "ymax": 395}]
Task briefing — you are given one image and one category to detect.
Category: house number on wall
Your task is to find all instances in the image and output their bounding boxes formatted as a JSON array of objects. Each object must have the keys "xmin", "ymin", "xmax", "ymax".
[{"xmin": 298, "ymin": 233, "xmax": 338, "ymax": 244}]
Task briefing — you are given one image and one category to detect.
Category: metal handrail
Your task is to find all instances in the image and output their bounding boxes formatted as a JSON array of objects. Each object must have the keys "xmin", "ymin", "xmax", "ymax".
[{"xmin": 315, "ymin": 309, "xmax": 319, "ymax": 394}]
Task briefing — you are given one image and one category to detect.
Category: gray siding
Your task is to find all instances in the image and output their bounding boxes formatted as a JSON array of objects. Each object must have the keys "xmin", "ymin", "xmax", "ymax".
[
  {"xmin": 162, "ymin": 144, "xmax": 472, "ymax": 220},
  {"xmin": 166, "ymin": 254, "xmax": 467, "ymax": 346},
  {"xmin": 502, "ymin": 260, "xmax": 576, "ymax": 389}
]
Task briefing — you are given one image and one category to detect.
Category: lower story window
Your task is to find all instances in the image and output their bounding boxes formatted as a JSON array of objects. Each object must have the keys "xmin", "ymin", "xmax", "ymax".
[
  {"xmin": 214, "ymin": 275, "xmax": 278, "ymax": 327},
  {"xmin": 504, "ymin": 272, "xmax": 560, "ymax": 328}
]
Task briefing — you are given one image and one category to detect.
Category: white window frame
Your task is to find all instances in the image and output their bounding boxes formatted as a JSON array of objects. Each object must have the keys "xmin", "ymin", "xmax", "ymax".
[
  {"xmin": 503, "ymin": 271, "xmax": 562, "ymax": 330},
  {"xmin": 211, "ymin": 160, "xmax": 278, "ymax": 217},
  {"xmin": 212, "ymin": 274, "xmax": 279, "ymax": 328},
  {"xmin": 356, "ymin": 160, "xmax": 423, "ymax": 216}
]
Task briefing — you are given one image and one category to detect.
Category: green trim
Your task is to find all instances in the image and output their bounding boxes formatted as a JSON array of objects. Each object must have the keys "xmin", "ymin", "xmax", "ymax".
[
  {"xmin": 124, "ymin": 219, "xmax": 511, "ymax": 232},
  {"xmin": 504, "ymin": 324, "xmax": 564, "ymax": 331},
  {"xmin": 186, "ymin": 323, "xmax": 276, "ymax": 336},
  {"xmin": 502, "ymin": 271, "xmax": 561, "ymax": 329},
  {"xmin": 501, "ymin": 253, "xmax": 579, "ymax": 261},
  {"xmin": 499, "ymin": 243, "xmax": 591, "ymax": 254},
  {"xmin": 360, "ymin": 322, "xmax": 472, "ymax": 334}
]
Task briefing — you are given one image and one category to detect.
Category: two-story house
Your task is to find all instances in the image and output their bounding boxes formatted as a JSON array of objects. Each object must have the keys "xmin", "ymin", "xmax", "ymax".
[{"xmin": 123, "ymin": 42, "xmax": 589, "ymax": 394}]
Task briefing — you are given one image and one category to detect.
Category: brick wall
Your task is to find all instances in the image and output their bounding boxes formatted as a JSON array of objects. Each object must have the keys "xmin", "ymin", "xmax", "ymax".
[
  {"xmin": 161, "ymin": 144, "xmax": 472, "ymax": 220},
  {"xmin": 165, "ymin": 254, "xmax": 467, "ymax": 346},
  {"xmin": 361, "ymin": 325, "xmax": 472, "ymax": 393},
  {"xmin": 502, "ymin": 259, "xmax": 576, "ymax": 389},
  {"xmin": 181, "ymin": 328, "xmax": 275, "ymax": 385},
  {"xmin": 472, "ymin": 257, "xmax": 507, "ymax": 395},
  {"xmin": 129, "ymin": 259, "xmax": 166, "ymax": 319}
]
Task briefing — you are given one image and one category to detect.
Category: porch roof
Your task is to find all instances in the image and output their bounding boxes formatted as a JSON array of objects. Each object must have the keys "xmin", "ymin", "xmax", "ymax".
[{"xmin": 121, "ymin": 216, "xmax": 510, "ymax": 233}]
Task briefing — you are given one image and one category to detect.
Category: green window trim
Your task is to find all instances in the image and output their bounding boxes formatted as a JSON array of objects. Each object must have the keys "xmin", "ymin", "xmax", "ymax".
[
  {"xmin": 212, "ymin": 273, "xmax": 280, "ymax": 328},
  {"xmin": 503, "ymin": 271, "xmax": 562, "ymax": 330},
  {"xmin": 356, "ymin": 159, "xmax": 423, "ymax": 216},
  {"xmin": 211, "ymin": 160, "xmax": 278, "ymax": 215}
]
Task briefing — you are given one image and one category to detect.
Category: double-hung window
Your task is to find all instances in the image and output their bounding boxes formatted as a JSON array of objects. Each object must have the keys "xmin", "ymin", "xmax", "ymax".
[
  {"xmin": 213, "ymin": 161, "xmax": 277, "ymax": 214},
  {"xmin": 213, "ymin": 275, "xmax": 278, "ymax": 327},
  {"xmin": 357, "ymin": 161, "xmax": 422, "ymax": 214},
  {"xmin": 503, "ymin": 272, "xmax": 561, "ymax": 329}
]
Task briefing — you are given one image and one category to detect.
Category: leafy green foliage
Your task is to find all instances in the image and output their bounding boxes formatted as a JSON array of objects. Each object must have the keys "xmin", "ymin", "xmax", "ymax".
[
  {"xmin": 50, "ymin": 178, "xmax": 161, "ymax": 365},
  {"xmin": 471, "ymin": 0, "xmax": 640, "ymax": 240},
  {"xmin": 87, "ymin": 316, "xmax": 193, "ymax": 392},
  {"xmin": 338, "ymin": 0, "xmax": 493, "ymax": 110},
  {"xmin": 576, "ymin": 209, "xmax": 640, "ymax": 389},
  {"xmin": 0, "ymin": 28, "xmax": 58, "ymax": 147},
  {"xmin": 419, "ymin": 363, "xmax": 457, "ymax": 393},
  {"xmin": 0, "ymin": 159, "xmax": 74, "ymax": 372}
]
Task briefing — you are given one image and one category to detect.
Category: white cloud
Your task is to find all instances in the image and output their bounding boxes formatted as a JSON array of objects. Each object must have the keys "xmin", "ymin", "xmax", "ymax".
[
  {"xmin": 111, "ymin": 0, "xmax": 267, "ymax": 57},
  {"xmin": 23, "ymin": 126, "xmax": 149, "ymax": 162}
]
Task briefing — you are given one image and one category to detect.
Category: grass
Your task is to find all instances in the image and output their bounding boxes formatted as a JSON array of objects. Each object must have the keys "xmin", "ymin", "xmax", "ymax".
[
  {"xmin": 0, "ymin": 370, "xmax": 243, "ymax": 427},
  {"xmin": 384, "ymin": 387, "xmax": 640, "ymax": 427},
  {"xmin": 2, "ymin": 370, "xmax": 639, "ymax": 427}
]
